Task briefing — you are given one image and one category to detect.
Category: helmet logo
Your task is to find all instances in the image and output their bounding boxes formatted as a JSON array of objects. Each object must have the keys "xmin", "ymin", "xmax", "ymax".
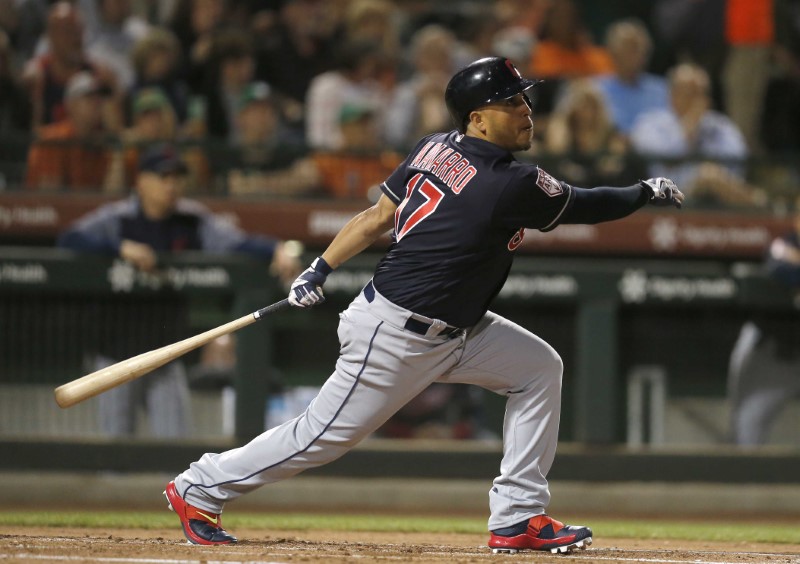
[{"xmin": 505, "ymin": 59, "xmax": 522, "ymax": 78}]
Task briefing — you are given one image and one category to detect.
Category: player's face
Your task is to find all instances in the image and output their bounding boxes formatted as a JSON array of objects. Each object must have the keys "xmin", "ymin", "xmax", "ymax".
[{"xmin": 474, "ymin": 93, "xmax": 534, "ymax": 152}]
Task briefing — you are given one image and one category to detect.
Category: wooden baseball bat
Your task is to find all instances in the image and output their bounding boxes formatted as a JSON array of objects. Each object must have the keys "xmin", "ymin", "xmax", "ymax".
[{"xmin": 54, "ymin": 298, "xmax": 291, "ymax": 409}]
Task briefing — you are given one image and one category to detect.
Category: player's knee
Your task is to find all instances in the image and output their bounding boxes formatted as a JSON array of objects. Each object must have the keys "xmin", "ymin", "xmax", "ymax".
[{"xmin": 543, "ymin": 348, "xmax": 564, "ymax": 382}]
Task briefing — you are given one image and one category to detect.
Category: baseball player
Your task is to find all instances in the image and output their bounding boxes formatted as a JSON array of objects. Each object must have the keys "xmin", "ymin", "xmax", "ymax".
[
  {"xmin": 164, "ymin": 57, "xmax": 683, "ymax": 553},
  {"xmin": 728, "ymin": 209, "xmax": 800, "ymax": 445}
]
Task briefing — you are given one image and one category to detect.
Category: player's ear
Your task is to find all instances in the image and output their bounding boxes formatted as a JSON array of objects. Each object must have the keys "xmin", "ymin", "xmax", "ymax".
[{"xmin": 468, "ymin": 109, "xmax": 486, "ymax": 134}]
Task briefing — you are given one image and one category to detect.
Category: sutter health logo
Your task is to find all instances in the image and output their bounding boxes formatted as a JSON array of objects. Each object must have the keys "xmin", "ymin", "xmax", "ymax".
[
  {"xmin": 648, "ymin": 217, "xmax": 769, "ymax": 252},
  {"xmin": 618, "ymin": 269, "xmax": 736, "ymax": 303}
]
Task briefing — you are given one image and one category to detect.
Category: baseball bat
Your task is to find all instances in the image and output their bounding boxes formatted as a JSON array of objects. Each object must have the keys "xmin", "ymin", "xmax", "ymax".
[{"xmin": 54, "ymin": 298, "xmax": 291, "ymax": 409}]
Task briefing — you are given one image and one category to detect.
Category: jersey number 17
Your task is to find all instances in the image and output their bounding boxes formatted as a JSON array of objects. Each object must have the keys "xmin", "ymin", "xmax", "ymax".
[{"xmin": 394, "ymin": 172, "xmax": 444, "ymax": 241}]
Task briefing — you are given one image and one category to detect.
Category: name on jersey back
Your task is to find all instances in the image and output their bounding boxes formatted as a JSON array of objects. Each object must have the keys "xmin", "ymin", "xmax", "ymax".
[{"xmin": 409, "ymin": 141, "xmax": 477, "ymax": 194}]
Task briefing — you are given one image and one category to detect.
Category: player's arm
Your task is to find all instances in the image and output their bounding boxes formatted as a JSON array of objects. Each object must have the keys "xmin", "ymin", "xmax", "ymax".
[
  {"xmin": 561, "ymin": 178, "xmax": 684, "ymax": 225},
  {"xmin": 321, "ymin": 194, "xmax": 397, "ymax": 268},
  {"xmin": 288, "ymin": 194, "xmax": 397, "ymax": 307}
]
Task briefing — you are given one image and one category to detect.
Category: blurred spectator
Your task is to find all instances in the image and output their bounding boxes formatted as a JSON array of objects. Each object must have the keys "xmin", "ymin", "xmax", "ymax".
[
  {"xmin": 10, "ymin": 0, "xmax": 49, "ymax": 64},
  {"xmin": 486, "ymin": 0, "xmax": 550, "ymax": 71},
  {"xmin": 216, "ymin": 81, "xmax": 317, "ymax": 197},
  {"xmin": 305, "ymin": 39, "xmax": 394, "ymax": 150},
  {"xmin": 543, "ymin": 79, "xmax": 645, "ymax": 187},
  {"xmin": 311, "ymin": 101, "xmax": 403, "ymax": 200},
  {"xmin": 201, "ymin": 29, "xmax": 256, "ymax": 141},
  {"xmin": 630, "ymin": 63, "xmax": 749, "ymax": 204},
  {"xmin": 595, "ymin": 18, "xmax": 669, "ymax": 135},
  {"xmin": 130, "ymin": 27, "xmax": 191, "ymax": 124},
  {"xmin": 728, "ymin": 205, "xmax": 800, "ymax": 445},
  {"xmin": 651, "ymin": 0, "xmax": 728, "ymax": 111},
  {"xmin": 385, "ymin": 24, "xmax": 454, "ymax": 150},
  {"xmin": 448, "ymin": 7, "xmax": 504, "ymax": 70},
  {"xmin": 56, "ymin": 144, "xmax": 302, "ymax": 438},
  {"xmin": 761, "ymin": 0, "xmax": 800, "ymax": 152},
  {"xmin": 526, "ymin": 0, "xmax": 613, "ymax": 115},
  {"xmin": 25, "ymin": 71, "xmax": 122, "ymax": 192},
  {"xmin": 167, "ymin": 0, "xmax": 231, "ymax": 92},
  {"xmin": 528, "ymin": 0, "xmax": 614, "ymax": 80},
  {"xmin": 22, "ymin": 2, "xmax": 121, "ymax": 129},
  {"xmin": 109, "ymin": 87, "xmax": 179, "ymax": 188},
  {"xmin": 720, "ymin": 0, "xmax": 773, "ymax": 154},
  {"xmin": 343, "ymin": 0, "xmax": 401, "ymax": 57},
  {"xmin": 254, "ymin": 0, "xmax": 339, "ymax": 110},
  {"xmin": 0, "ymin": 29, "xmax": 32, "ymax": 132},
  {"xmin": 83, "ymin": 0, "xmax": 151, "ymax": 90}
]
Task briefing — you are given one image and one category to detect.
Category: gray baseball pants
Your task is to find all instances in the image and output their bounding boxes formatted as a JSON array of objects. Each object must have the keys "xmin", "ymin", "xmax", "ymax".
[{"xmin": 175, "ymin": 282, "xmax": 563, "ymax": 530}]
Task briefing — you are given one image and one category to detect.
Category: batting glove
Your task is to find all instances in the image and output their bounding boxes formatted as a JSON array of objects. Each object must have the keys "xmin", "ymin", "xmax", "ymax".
[
  {"xmin": 641, "ymin": 177, "xmax": 684, "ymax": 209},
  {"xmin": 289, "ymin": 256, "xmax": 333, "ymax": 307}
]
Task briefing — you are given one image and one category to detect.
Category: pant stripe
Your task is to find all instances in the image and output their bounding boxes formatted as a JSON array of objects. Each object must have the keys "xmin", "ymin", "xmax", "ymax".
[{"xmin": 182, "ymin": 321, "xmax": 384, "ymax": 500}]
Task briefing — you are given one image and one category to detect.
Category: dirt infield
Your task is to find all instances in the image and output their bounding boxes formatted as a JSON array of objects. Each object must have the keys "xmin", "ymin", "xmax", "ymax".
[{"xmin": 2, "ymin": 527, "xmax": 800, "ymax": 563}]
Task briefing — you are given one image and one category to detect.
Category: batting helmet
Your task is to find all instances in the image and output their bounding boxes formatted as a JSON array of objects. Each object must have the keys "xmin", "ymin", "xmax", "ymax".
[{"xmin": 445, "ymin": 57, "xmax": 541, "ymax": 133}]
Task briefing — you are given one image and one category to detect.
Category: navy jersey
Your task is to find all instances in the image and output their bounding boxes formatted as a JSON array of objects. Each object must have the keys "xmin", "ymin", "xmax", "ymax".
[
  {"xmin": 58, "ymin": 196, "xmax": 277, "ymax": 261},
  {"xmin": 373, "ymin": 131, "xmax": 574, "ymax": 328}
]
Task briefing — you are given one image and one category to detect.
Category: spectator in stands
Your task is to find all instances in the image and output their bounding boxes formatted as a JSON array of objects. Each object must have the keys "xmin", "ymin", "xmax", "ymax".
[
  {"xmin": 311, "ymin": 101, "xmax": 403, "ymax": 200},
  {"xmin": 543, "ymin": 79, "xmax": 645, "ymax": 187},
  {"xmin": 56, "ymin": 144, "xmax": 301, "ymax": 438},
  {"xmin": 218, "ymin": 81, "xmax": 316, "ymax": 197},
  {"xmin": 528, "ymin": 0, "xmax": 614, "ymax": 80},
  {"xmin": 651, "ymin": 0, "xmax": 728, "ymax": 111},
  {"xmin": 342, "ymin": 0, "xmax": 401, "ymax": 59},
  {"xmin": 305, "ymin": 39, "xmax": 393, "ymax": 150},
  {"xmin": 201, "ymin": 29, "xmax": 257, "ymax": 142},
  {"xmin": 109, "ymin": 87, "xmax": 178, "ymax": 188},
  {"xmin": 385, "ymin": 24, "xmax": 455, "ymax": 151},
  {"xmin": 253, "ymin": 0, "xmax": 339, "ymax": 111},
  {"xmin": 22, "ymin": 2, "xmax": 120, "ymax": 129},
  {"xmin": 721, "ymin": 0, "xmax": 774, "ymax": 154},
  {"xmin": 130, "ymin": 27, "xmax": 191, "ymax": 125},
  {"xmin": 112, "ymin": 87, "xmax": 210, "ymax": 193},
  {"xmin": 25, "ymin": 71, "xmax": 123, "ymax": 193},
  {"xmin": 83, "ymin": 0, "xmax": 151, "ymax": 90},
  {"xmin": 728, "ymin": 202, "xmax": 800, "ymax": 445},
  {"xmin": 595, "ymin": 19, "xmax": 669, "ymax": 135},
  {"xmin": 630, "ymin": 63, "xmax": 749, "ymax": 205},
  {"xmin": 9, "ymin": 0, "xmax": 48, "ymax": 64},
  {"xmin": 0, "ymin": 29, "xmax": 32, "ymax": 133},
  {"xmin": 526, "ymin": 0, "xmax": 614, "ymax": 116},
  {"xmin": 167, "ymin": 0, "xmax": 232, "ymax": 93},
  {"xmin": 761, "ymin": 0, "xmax": 800, "ymax": 153}
]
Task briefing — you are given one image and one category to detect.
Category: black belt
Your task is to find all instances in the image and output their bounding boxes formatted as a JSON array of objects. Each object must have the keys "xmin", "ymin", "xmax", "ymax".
[{"xmin": 363, "ymin": 281, "xmax": 463, "ymax": 338}]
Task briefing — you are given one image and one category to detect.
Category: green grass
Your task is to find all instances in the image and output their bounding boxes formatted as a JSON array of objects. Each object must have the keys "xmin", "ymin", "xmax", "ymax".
[{"xmin": 1, "ymin": 511, "xmax": 799, "ymax": 545}]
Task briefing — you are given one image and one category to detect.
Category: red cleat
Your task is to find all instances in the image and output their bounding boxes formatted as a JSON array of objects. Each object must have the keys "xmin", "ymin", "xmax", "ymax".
[
  {"xmin": 488, "ymin": 514, "xmax": 592, "ymax": 554},
  {"xmin": 164, "ymin": 481, "xmax": 237, "ymax": 545}
]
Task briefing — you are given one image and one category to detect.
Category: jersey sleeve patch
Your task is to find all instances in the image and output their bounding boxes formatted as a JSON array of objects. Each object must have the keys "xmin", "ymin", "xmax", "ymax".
[{"xmin": 535, "ymin": 168, "xmax": 564, "ymax": 197}]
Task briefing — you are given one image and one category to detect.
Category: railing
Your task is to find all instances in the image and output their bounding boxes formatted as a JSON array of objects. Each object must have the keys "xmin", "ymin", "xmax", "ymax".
[{"xmin": 2, "ymin": 248, "xmax": 798, "ymax": 446}]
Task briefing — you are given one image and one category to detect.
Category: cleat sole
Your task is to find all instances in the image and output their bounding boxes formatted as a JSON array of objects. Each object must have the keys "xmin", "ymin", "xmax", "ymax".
[
  {"xmin": 548, "ymin": 537, "xmax": 592, "ymax": 554},
  {"xmin": 491, "ymin": 548, "xmax": 518, "ymax": 554}
]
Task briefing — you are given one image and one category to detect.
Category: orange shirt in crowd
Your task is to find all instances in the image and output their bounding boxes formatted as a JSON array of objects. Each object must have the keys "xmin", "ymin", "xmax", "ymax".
[
  {"xmin": 312, "ymin": 152, "xmax": 403, "ymax": 199},
  {"xmin": 529, "ymin": 41, "xmax": 614, "ymax": 79},
  {"xmin": 726, "ymin": 0, "xmax": 774, "ymax": 45},
  {"xmin": 25, "ymin": 121, "xmax": 111, "ymax": 191}
]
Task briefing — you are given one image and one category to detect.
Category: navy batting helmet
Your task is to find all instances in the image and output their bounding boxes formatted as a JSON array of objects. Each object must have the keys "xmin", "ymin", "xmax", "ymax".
[{"xmin": 445, "ymin": 57, "xmax": 541, "ymax": 133}]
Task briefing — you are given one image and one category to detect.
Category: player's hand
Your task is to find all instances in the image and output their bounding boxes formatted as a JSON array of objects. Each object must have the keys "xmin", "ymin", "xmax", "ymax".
[
  {"xmin": 288, "ymin": 256, "xmax": 333, "ymax": 307},
  {"xmin": 641, "ymin": 177, "xmax": 684, "ymax": 209}
]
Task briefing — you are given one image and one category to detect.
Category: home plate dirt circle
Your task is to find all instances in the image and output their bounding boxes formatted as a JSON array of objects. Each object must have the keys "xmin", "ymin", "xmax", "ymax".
[{"xmin": 2, "ymin": 528, "xmax": 800, "ymax": 563}]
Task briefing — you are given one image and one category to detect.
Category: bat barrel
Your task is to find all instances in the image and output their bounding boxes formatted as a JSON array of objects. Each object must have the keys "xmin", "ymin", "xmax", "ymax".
[{"xmin": 54, "ymin": 297, "xmax": 292, "ymax": 409}]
